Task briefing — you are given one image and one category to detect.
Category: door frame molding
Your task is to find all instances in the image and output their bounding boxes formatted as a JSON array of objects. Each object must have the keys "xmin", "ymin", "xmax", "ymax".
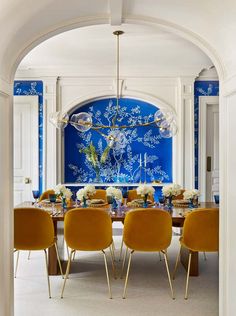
[
  {"xmin": 199, "ymin": 96, "xmax": 219, "ymax": 200},
  {"xmin": 14, "ymin": 95, "xmax": 39, "ymax": 191}
]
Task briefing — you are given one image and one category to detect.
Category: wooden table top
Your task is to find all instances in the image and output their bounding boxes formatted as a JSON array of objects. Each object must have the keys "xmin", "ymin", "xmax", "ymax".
[{"xmin": 16, "ymin": 201, "xmax": 219, "ymax": 225}]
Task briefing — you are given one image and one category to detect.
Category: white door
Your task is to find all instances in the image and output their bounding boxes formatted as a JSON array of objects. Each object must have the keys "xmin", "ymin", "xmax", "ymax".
[
  {"xmin": 199, "ymin": 96, "xmax": 219, "ymax": 201},
  {"xmin": 14, "ymin": 96, "xmax": 39, "ymax": 205}
]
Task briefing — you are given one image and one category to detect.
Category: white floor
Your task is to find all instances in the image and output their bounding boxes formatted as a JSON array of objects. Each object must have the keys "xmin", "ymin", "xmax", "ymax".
[{"xmin": 14, "ymin": 236, "xmax": 218, "ymax": 316}]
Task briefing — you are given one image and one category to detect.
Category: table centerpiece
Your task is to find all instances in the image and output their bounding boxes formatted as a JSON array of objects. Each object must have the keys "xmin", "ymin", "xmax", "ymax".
[{"xmin": 136, "ymin": 184, "xmax": 155, "ymax": 208}]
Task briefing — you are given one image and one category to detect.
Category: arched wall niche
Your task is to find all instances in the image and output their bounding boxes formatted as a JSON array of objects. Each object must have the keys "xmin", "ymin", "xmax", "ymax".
[{"xmin": 63, "ymin": 96, "xmax": 174, "ymax": 185}]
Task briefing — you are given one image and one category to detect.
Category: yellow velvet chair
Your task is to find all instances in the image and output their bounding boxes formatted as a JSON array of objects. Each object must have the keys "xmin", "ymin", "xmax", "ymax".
[
  {"xmin": 122, "ymin": 208, "xmax": 174, "ymax": 299},
  {"xmin": 39, "ymin": 189, "xmax": 55, "ymax": 202},
  {"xmin": 91, "ymin": 189, "xmax": 107, "ymax": 202},
  {"xmin": 172, "ymin": 208, "xmax": 219, "ymax": 299},
  {"xmin": 14, "ymin": 207, "xmax": 63, "ymax": 298},
  {"xmin": 127, "ymin": 189, "xmax": 154, "ymax": 202},
  {"xmin": 61, "ymin": 208, "xmax": 114, "ymax": 299}
]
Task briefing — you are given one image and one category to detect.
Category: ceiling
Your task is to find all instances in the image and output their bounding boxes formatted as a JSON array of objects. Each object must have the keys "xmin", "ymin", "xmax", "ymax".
[{"xmin": 18, "ymin": 24, "xmax": 213, "ymax": 78}]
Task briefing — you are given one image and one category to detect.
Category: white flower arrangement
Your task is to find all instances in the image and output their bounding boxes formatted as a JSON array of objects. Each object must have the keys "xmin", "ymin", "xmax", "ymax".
[
  {"xmin": 162, "ymin": 183, "xmax": 182, "ymax": 197},
  {"xmin": 136, "ymin": 184, "xmax": 155, "ymax": 197},
  {"xmin": 183, "ymin": 189, "xmax": 200, "ymax": 200},
  {"xmin": 76, "ymin": 185, "xmax": 96, "ymax": 201},
  {"xmin": 54, "ymin": 184, "xmax": 73, "ymax": 199},
  {"xmin": 106, "ymin": 187, "xmax": 122, "ymax": 200}
]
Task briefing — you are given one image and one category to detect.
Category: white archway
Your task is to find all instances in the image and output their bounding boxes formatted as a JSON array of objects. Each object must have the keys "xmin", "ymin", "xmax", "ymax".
[{"xmin": 1, "ymin": 13, "xmax": 228, "ymax": 316}]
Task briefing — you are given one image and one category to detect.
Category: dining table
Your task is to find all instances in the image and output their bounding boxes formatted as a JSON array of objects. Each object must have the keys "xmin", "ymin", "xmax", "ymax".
[{"xmin": 15, "ymin": 201, "xmax": 218, "ymax": 277}]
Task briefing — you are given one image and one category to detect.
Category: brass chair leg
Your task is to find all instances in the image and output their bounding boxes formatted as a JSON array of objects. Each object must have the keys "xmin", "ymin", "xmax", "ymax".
[
  {"xmin": 109, "ymin": 246, "xmax": 117, "ymax": 279},
  {"xmin": 61, "ymin": 250, "xmax": 74, "ymax": 298},
  {"xmin": 184, "ymin": 252, "xmax": 192, "ymax": 300},
  {"xmin": 162, "ymin": 250, "xmax": 175, "ymax": 299},
  {"xmin": 119, "ymin": 237, "xmax": 124, "ymax": 261},
  {"xmin": 111, "ymin": 240, "xmax": 116, "ymax": 262},
  {"xmin": 15, "ymin": 250, "xmax": 20, "ymax": 278},
  {"xmin": 43, "ymin": 249, "xmax": 51, "ymax": 299},
  {"xmin": 109, "ymin": 245, "xmax": 115, "ymax": 264},
  {"xmin": 120, "ymin": 246, "xmax": 128, "ymax": 279},
  {"xmin": 54, "ymin": 243, "xmax": 64, "ymax": 278},
  {"xmin": 122, "ymin": 250, "xmax": 134, "ymax": 299},
  {"xmin": 159, "ymin": 252, "xmax": 162, "ymax": 261},
  {"xmin": 203, "ymin": 252, "xmax": 207, "ymax": 261},
  {"xmin": 72, "ymin": 251, "xmax": 76, "ymax": 261},
  {"xmin": 66, "ymin": 245, "xmax": 69, "ymax": 259},
  {"xmin": 102, "ymin": 250, "xmax": 112, "ymax": 299},
  {"xmin": 172, "ymin": 246, "xmax": 182, "ymax": 280},
  {"xmin": 28, "ymin": 251, "xmax": 31, "ymax": 260}
]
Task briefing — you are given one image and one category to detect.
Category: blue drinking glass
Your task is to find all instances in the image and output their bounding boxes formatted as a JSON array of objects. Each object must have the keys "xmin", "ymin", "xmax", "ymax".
[
  {"xmin": 214, "ymin": 195, "xmax": 219, "ymax": 204},
  {"xmin": 32, "ymin": 190, "xmax": 40, "ymax": 204}
]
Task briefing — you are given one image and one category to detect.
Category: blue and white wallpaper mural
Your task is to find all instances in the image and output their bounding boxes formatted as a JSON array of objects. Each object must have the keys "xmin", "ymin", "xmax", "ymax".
[
  {"xmin": 64, "ymin": 98, "xmax": 173, "ymax": 183},
  {"xmin": 14, "ymin": 81, "xmax": 43, "ymax": 193},
  {"xmin": 194, "ymin": 80, "xmax": 219, "ymax": 188}
]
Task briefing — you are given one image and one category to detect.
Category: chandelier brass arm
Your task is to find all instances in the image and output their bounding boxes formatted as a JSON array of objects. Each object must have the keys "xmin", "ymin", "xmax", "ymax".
[{"xmin": 49, "ymin": 30, "xmax": 178, "ymax": 144}]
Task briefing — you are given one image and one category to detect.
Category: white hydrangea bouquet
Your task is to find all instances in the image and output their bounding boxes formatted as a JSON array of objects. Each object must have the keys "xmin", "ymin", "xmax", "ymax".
[
  {"xmin": 162, "ymin": 183, "xmax": 181, "ymax": 198},
  {"xmin": 54, "ymin": 184, "xmax": 73, "ymax": 199},
  {"xmin": 183, "ymin": 189, "xmax": 200, "ymax": 208},
  {"xmin": 76, "ymin": 185, "xmax": 96, "ymax": 207},
  {"xmin": 106, "ymin": 187, "xmax": 122, "ymax": 200},
  {"xmin": 136, "ymin": 184, "xmax": 155, "ymax": 207},
  {"xmin": 183, "ymin": 189, "xmax": 200, "ymax": 200},
  {"xmin": 162, "ymin": 183, "xmax": 182, "ymax": 209},
  {"xmin": 106, "ymin": 187, "xmax": 122, "ymax": 212},
  {"xmin": 54, "ymin": 184, "xmax": 73, "ymax": 209}
]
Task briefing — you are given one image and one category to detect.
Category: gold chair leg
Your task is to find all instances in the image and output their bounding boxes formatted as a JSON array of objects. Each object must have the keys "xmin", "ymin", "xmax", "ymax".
[
  {"xmin": 119, "ymin": 237, "xmax": 124, "ymax": 261},
  {"xmin": 184, "ymin": 252, "xmax": 192, "ymax": 300},
  {"xmin": 43, "ymin": 249, "xmax": 51, "ymax": 299},
  {"xmin": 61, "ymin": 250, "xmax": 74, "ymax": 298},
  {"xmin": 162, "ymin": 250, "xmax": 175, "ymax": 299},
  {"xmin": 28, "ymin": 251, "xmax": 31, "ymax": 260},
  {"xmin": 54, "ymin": 243, "xmax": 64, "ymax": 278},
  {"xmin": 111, "ymin": 240, "xmax": 116, "ymax": 262},
  {"xmin": 66, "ymin": 245, "xmax": 69, "ymax": 259},
  {"xmin": 109, "ymin": 245, "xmax": 115, "ymax": 264},
  {"xmin": 120, "ymin": 246, "xmax": 128, "ymax": 279},
  {"xmin": 14, "ymin": 250, "xmax": 20, "ymax": 278},
  {"xmin": 109, "ymin": 246, "xmax": 117, "ymax": 279},
  {"xmin": 72, "ymin": 251, "xmax": 76, "ymax": 260},
  {"xmin": 122, "ymin": 250, "xmax": 134, "ymax": 299},
  {"xmin": 172, "ymin": 246, "xmax": 182, "ymax": 280},
  {"xmin": 102, "ymin": 250, "xmax": 112, "ymax": 299},
  {"xmin": 203, "ymin": 252, "xmax": 207, "ymax": 261},
  {"xmin": 159, "ymin": 251, "xmax": 162, "ymax": 261}
]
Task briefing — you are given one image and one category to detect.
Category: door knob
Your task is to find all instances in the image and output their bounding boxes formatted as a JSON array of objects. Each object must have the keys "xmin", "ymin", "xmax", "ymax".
[{"xmin": 24, "ymin": 177, "xmax": 31, "ymax": 184}]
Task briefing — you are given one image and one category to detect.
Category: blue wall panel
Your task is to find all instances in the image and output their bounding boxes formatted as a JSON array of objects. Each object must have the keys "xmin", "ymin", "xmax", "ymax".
[
  {"xmin": 194, "ymin": 80, "xmax": 219, "ymax": 188},
  {"xmin": 64, "ymin": 98, "xmax": 173, "ymax": 184}
]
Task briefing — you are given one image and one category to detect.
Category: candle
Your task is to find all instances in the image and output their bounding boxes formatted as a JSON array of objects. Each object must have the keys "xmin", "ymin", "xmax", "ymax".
[
  {"xmin": 139, "ymin": 154, "xmax": 142, "ymax": 166},
  {"xmin": 144, "ymin": 153, "xmax": 147, "ymax": 167}
]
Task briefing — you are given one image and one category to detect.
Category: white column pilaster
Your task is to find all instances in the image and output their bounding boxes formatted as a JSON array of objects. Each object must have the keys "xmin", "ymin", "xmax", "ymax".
[
  {"xmin": 220, "ymin": 75, "xmax": 236, "ymax": 316},
  {"xmin": 42, "ymin": 76, "xmax": 58, "ymax": 189},
  {"xmin": 178, "ymin": 77, "xmax": 195, "ymax": 189},
  {"xmin": 0, "ymin": 78, "xmax": 14, "ymax": 316}
]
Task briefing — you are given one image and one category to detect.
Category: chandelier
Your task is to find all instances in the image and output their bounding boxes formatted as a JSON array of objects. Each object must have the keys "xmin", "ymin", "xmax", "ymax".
[{"xmin": 49, "ymin": 31, "xmax": 178, "ymax": 148}]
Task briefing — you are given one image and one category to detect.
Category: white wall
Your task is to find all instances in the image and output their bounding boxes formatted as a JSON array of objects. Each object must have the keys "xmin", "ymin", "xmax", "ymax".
[{"xmin": 15, "ymin": 74, "xmax": 197, "ymax": 189}]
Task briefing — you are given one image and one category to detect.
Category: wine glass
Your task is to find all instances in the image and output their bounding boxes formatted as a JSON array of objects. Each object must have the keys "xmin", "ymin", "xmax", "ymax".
[{"xmin": 32, "ymin": 190, "xmax": 40, "ymax": 205}]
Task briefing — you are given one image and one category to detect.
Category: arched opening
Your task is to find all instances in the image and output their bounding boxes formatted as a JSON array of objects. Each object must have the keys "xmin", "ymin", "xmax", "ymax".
[{"xmin": 5, "ymin": 16, "xmax": 225, "ymax": 316}]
